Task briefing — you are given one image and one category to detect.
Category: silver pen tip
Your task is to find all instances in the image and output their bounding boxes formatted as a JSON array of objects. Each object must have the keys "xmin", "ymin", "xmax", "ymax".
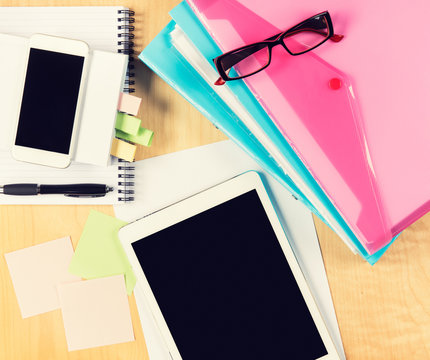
[{"xmin": 107, "ymin": 186, "xmax": 114, "ymax": 193}]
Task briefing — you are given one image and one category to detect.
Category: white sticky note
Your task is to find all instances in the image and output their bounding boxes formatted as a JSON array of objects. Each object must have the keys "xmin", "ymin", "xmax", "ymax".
[
  {"xmin": 4, "ymin": 236, "xmax": 80, "ymax": 318},
  {"xmin": 58, "ymin": 275, "xmax": 134, "ymax": 351},
  {"xmin": 74, "ymin": 50, "xmax": 128, "ymax": 166}
]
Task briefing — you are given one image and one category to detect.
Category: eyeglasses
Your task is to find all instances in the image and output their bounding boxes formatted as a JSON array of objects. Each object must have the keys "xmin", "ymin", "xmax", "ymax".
[{"xmin": 213, "ymin": 11, "xmax": 343, "ymax": 85}]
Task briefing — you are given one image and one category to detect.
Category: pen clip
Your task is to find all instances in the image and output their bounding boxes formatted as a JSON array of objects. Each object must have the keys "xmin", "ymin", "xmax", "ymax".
[{"xmin": 64, "ymin": 194, "xmax": 106, "ymax": 198}]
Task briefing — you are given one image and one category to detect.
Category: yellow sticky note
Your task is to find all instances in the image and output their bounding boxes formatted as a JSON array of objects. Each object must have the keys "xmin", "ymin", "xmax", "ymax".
[{"xmin": 110, "ymin": 138, "xmax": 136, "ymax": 162}]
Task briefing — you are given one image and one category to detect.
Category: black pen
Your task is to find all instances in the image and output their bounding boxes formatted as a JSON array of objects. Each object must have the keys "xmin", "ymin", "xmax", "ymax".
[{"xmin": 0, "ymin": 183, "xmax": 114, "ymax": 198}]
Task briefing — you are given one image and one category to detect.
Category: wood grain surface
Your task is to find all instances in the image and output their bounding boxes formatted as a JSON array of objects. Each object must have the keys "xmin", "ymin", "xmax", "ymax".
[{"xmin": 1, "ymin": 1, "xmax": 430, "ymax": 359}]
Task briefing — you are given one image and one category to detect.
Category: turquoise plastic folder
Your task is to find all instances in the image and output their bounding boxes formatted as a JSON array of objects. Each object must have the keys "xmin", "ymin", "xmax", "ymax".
[
  {"xmin": 139, "ymin": 6, "xmax": 396, "ymax": 263},
  {"xmin": 139, "ymin": 22, "xmax": 309, "ymax": 206}
]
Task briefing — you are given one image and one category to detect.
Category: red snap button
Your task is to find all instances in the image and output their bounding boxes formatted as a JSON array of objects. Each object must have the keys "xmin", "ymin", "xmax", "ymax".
[{"xmin": 329, "ymin": 78, "xmax": 342, "ymax": 90}]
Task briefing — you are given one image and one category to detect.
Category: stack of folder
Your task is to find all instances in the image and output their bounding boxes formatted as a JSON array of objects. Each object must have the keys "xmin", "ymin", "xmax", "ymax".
[{"xmin": 139, "ymin": 0, "xmax": 404, "ymax": 264}]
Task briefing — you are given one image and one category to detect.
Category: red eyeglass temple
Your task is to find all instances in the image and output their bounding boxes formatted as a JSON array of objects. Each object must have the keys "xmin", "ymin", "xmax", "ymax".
[
  {"xmin": 214, "ymin": 33, "xmax": 344, "ymax": 86},
  {"xmin": 215, "ymin": 77, "xmax": 226, "ymax": 86},
  {"xmin": 330, "ymin": 34, "xmax": 344, "ymax": 42}
]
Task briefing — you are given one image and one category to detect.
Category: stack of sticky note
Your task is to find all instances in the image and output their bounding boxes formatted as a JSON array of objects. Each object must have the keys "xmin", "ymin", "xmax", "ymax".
[
  {"xmin": 111, "ymin": 92, "xmax": 154, "ymax": 162},
  {"xmin": 4, "ymin": 211, "xmax": 136, "ymax": 352}
]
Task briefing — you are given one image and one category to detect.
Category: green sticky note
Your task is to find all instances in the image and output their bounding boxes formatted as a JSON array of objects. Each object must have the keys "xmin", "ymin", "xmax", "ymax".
[
  {"xmin": 116, "ymin": 127, "xmax": 154, "ymax": 147},
  {"xmin": 69, "ymin": 210, "xmax": 136, "ymax": 295},
  {"xmin": 115, "ymin": 112, "xmax": 141, "ymax": 135}
]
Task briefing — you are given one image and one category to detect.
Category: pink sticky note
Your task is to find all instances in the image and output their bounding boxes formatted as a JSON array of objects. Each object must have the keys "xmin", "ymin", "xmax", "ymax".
[
  {"xmin": 4, "ymin": 237, "xmax": 80, "ymax": 318},
  {"xmin": 117, "ymin": 92, "xmax": 142, "ymax": 116},
  {"xmin": 58, "ymin": 275, "xmax": 134, "ymax": 351}
]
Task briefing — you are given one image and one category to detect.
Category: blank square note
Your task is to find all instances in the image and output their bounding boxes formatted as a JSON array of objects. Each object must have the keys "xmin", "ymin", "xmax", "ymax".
[
  {"xmin": 117, "ymin": 92, "xmax": 142, "ymax": 116},
  {"xmin": 58, "ymin": 275, "xmax": 134, "ymax": 351},
  {"xmin": 4, "ymin": 236, "xmax": 80, "ymax": 318},
  {"xmin": 110, "ymin": 137, "xmax": 137, "ymax": 162},
  {"xmin": 68, "ymin": 210, "xmax": 136, "ymax": 295},
  {"xmin": 115, "ymin": 112, "xmax": 141, "ymax": 135}
]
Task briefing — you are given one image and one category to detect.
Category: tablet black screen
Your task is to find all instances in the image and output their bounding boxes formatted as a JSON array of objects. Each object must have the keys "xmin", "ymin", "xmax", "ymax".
[{"xmin": 132, "ymin": 189, "xmax": 328, "ymax": 359}]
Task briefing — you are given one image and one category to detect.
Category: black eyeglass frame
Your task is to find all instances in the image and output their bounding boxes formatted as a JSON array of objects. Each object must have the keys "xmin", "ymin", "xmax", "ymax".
[{"xmin": 213, "ymin": 11, "xmax": 338, "ymax": 82}]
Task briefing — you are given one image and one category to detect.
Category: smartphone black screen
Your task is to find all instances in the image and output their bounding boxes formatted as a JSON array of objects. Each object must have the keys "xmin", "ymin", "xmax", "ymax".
[
  {"xmin": 132, "ymin": 190, "xmax": 328, "ymax": 360},
  {"xmin": 15, "ymin": 48, "xmax": 84, "ymax": 154}
]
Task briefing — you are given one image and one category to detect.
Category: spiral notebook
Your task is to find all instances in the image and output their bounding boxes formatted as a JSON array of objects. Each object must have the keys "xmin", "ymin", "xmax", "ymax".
[{"xmin": 0, "ymin": 7, "xmax": 136, "ymax": 204}]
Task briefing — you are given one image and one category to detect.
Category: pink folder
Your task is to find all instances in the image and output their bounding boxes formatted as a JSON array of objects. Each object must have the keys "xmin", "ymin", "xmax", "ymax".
[{"xmin": 187, "ymin": 0, "xmax": 429, "ymax": 254}]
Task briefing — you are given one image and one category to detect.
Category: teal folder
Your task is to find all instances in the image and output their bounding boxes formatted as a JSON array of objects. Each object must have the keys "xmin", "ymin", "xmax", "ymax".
[
  {"xmin": 139, "ymin": 22, "xmax": 308, "ymax": 205},
  {"xmin": 139, "ymin": 8, "xmax": 396, "ymax": 263}
]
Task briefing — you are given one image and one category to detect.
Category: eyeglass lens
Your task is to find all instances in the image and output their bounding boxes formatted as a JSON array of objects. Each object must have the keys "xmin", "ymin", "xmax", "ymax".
[
  {"xmin": 283, "ymin": 15, "xmax": 329, "ymax": 54},
  {"xmin": 220, "ymin": 43, "xmax": 270, "ymax": 80}
]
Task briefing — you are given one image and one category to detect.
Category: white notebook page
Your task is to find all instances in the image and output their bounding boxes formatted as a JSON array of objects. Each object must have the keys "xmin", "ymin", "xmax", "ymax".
[{"xmin": 0, "ymin": 7, "xmax": 127, "ymax": 52}]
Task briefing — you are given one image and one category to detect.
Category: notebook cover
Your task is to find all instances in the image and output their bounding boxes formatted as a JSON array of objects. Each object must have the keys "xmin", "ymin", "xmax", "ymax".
[
  {"xmin": 139, "ymin": 19, "xmax": 395, "ymax": 263},
  {"xmin": 186, "ymin": 0, "xmax": 404, "ymax": 254},
  {"xmin": 170, "ymin": 2, "xmax": 395, "ymax": 262}
]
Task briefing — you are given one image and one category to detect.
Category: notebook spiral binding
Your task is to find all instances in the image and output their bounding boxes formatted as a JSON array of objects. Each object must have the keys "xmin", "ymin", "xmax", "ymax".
[
  {"xmin": 117, "ymin": 9, "xmax": 135, "ymax": 94},
  {"xmin": 117, "ymin": 159, "xmax": 135, "ymax": 202},
  {"xmin": 116, "ymin": 9, "xmax": 136, "ymax": 202}
]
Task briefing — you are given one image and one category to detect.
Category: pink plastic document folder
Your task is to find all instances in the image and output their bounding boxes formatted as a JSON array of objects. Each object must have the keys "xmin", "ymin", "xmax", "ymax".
[{"xmin": 188, "ymin": 0, "xmax": 430, "ymax": 254}]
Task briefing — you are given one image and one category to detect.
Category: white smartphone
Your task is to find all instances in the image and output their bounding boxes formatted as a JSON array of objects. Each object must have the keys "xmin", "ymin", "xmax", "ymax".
[{"xmin": 11, "ymin": 34, "xmax": 89, "ymax": 168}]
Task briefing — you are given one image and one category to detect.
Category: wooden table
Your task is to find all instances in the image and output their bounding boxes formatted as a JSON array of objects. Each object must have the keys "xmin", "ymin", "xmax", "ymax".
[{"xmin": 1, "ymin": 1, "xmax": 430, "ymax": 359}]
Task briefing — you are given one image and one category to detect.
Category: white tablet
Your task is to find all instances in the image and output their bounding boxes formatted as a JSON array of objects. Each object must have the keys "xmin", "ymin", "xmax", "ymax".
[{"xmin": 119, "ymin": 171, "xmax": 340, "ymax": 360}]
